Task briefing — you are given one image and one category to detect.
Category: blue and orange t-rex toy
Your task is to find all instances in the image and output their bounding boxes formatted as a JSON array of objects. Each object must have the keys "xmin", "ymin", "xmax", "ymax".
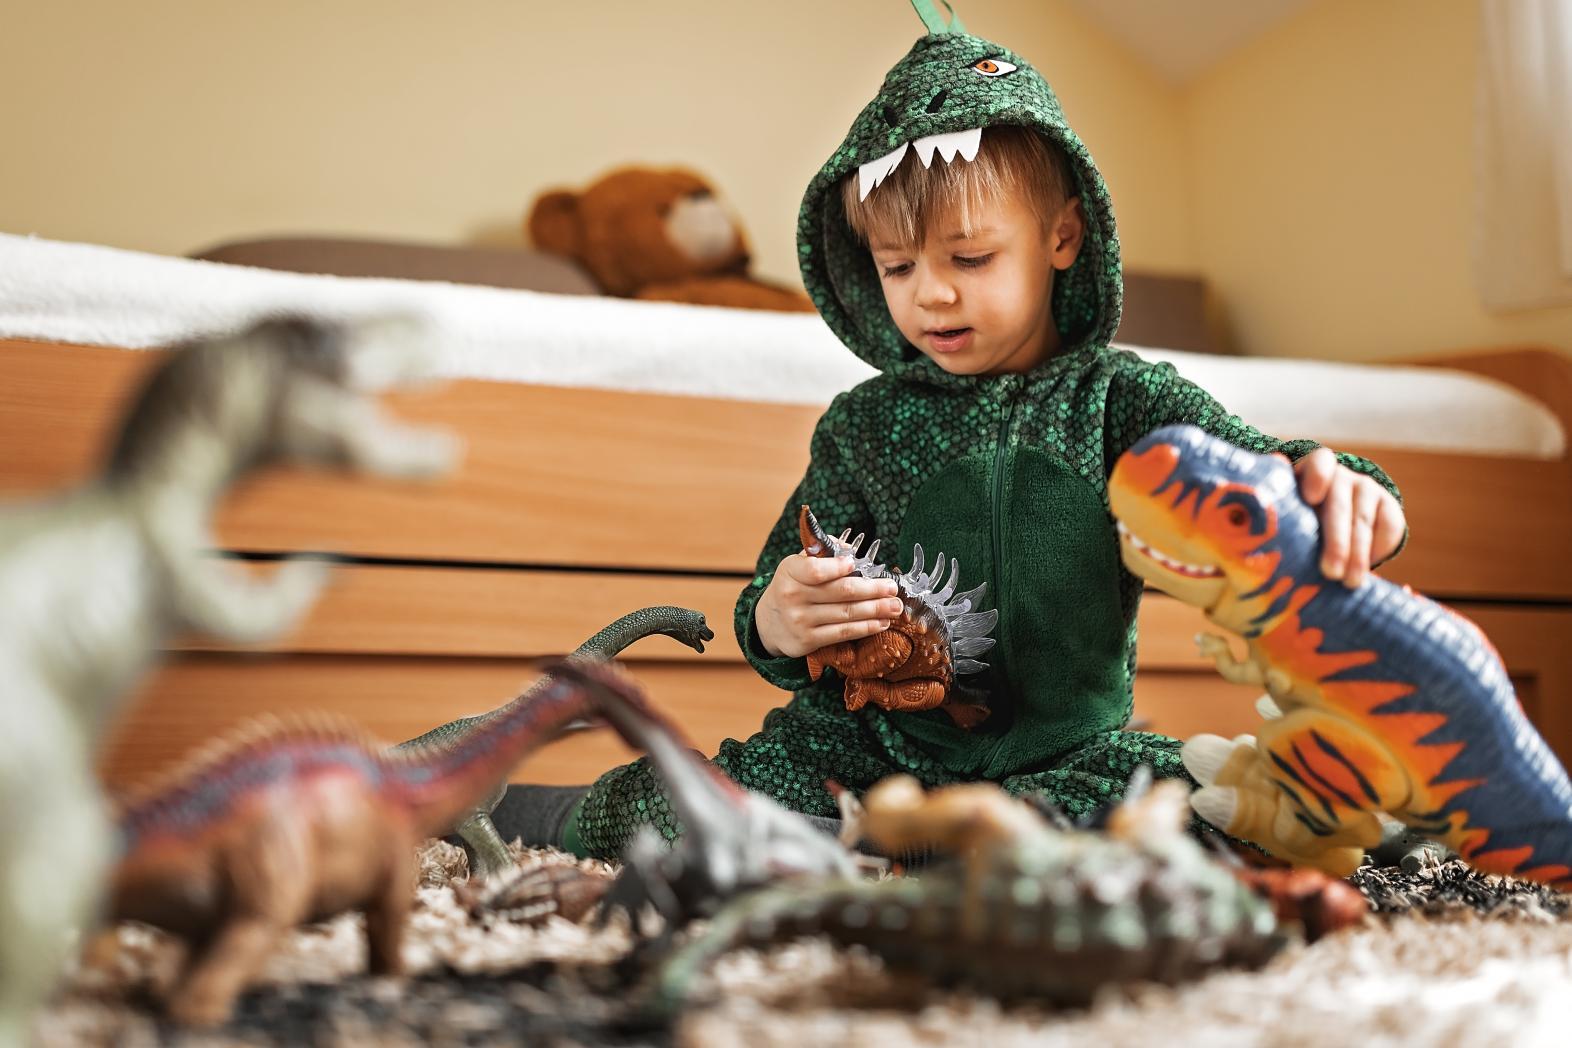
[{"xmin": 1109, "ymin": 424, "xmax": 1572, "ymax": 885}]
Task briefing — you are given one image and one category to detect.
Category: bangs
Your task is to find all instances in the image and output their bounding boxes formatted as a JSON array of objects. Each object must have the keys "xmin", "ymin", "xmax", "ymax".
[{"xmin": 841, "ymin": 125, "xmax": 1071, "ymax": 249}]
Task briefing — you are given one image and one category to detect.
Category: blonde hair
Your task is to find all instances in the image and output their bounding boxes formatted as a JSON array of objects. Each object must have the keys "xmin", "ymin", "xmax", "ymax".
[{"xmin": 841, "ymin": 125, "xmax": 1074, "ymax": 249}]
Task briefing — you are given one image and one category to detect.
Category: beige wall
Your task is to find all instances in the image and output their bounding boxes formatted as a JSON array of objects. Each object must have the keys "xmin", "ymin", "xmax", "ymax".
[
  {"xmin": 0, "ymin": 0, "xmax": 1192, "ymax": 286},
  {"xmin": 1185, "ymin": 0, "xmax": 1572, "ymax": 359},
  {"xmin": 5, "ymin": 1, "xmax": 1565, "ymax": 360}
]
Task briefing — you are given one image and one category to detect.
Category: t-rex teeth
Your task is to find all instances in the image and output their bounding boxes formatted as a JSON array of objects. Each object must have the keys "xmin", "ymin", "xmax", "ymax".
[
  {"xmin": 912, "ymin": 126, "xmax": 983, "ymax": 167},
  {"xmin": 858, "ymin": 141, "xmax": 910, "ymax": 200}
]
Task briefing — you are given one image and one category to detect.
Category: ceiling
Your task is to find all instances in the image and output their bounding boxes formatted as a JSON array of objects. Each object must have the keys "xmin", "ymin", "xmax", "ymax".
[{"xmin": 1062, "ymin": 0, "xmax": 1318, "ymax": 84}]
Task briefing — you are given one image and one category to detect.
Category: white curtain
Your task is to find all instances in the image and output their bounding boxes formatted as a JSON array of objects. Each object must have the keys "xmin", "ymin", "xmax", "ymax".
[{"xmin": 1474, "ymin": 0, "xmax": 1572, "ymax": 310}]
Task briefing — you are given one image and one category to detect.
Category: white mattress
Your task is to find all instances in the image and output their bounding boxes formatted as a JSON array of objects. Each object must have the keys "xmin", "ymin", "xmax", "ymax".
[{"xmin": 0, "ymin": 232, "xmax": 1563, "ymax": 459}]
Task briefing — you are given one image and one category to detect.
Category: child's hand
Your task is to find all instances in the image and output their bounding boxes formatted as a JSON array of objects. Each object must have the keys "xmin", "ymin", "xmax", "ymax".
[
  {"xmin": 754, "ymin": 552, "xmax": 903, "ymax": 658},
  {"xmin": 1293, "ymin": 448, "xmax": 1406, "ymax": 588}
]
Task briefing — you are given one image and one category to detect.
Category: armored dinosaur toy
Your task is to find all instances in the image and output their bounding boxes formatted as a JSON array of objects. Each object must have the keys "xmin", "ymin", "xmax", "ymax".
[
  {"xmin": 394, "ymin": 605, "xmax": 714, "ymax": 878},
  {"xmin": 797, "ymin": 505, "xmax": 998, "ymax": 727},
  {"xmin": 1108, "ymin": 423, "xmax": 1572, "ymax": 884},
  {"xmin": 0, "ymin": 316, "xmax": 454, "ymax": 1046},
  {"xmin": 642, "ymin": 772, "xmax": 1281, "ymax": 1016},
  {"xmin": 105, "ymin": 660, "xmax": 651, "ymax": 1026}
]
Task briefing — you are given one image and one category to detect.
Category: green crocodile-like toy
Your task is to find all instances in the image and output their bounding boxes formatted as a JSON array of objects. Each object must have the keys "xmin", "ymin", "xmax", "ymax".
[
  {"xmin": 394, "ymin": 605, "xmax": 713, "ymax": 877},
  {"xmin": 642, "ymin": 772, "xmax": 1281, "ymax": 1016}
]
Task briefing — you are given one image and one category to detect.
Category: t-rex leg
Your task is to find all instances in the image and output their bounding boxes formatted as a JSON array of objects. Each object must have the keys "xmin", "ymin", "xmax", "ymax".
[
  {"xmin": 1185, "ymin": 709, "xmax": 1409, "ymax": 875},
  {"xmin": 0, "ymin": 737, "xmax": 109, "ymax": 1048}
]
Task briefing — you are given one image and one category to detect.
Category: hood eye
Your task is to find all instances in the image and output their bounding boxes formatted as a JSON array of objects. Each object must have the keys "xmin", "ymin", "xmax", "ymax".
[{"xmin": 971, "ymin": 58, "xmax": 1017, "ymax": 78}]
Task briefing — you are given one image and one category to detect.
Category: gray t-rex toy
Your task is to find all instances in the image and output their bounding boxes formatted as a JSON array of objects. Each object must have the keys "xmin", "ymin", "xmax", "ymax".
[{"xmin": 0, "ymin": 316, "xmax": 456, "ymax": 1048}]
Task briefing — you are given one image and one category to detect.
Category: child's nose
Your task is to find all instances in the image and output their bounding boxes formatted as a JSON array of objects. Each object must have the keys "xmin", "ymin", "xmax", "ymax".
[{"xmin": 914, "ymin": 270, "xmax": 958, "ymax": 308}]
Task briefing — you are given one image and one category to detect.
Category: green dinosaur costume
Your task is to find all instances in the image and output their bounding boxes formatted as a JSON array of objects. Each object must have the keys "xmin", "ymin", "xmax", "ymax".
[{"xmin": 567, "ymin": 1, "xmax": 1401, "ymax": 858}]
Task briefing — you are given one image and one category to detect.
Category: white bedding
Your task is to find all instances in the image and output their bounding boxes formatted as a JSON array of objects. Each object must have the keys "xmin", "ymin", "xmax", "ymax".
[{"xmin": 0, "ymin": 232, "xmax": 1563, "ymax": 458}]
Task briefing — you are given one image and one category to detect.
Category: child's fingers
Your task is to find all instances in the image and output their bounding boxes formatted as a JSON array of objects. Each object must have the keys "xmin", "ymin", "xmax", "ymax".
[
  {"xmin": 1371, "ymin": 494, "xmax": 1406, "ymax": 564},
  {"xmin": 807, "ymin": 574, "xmax": 900, "ymax": 605},
  {"xmin": 1293, "ymin": 447, "xmax": 1337, "ymax": 506},
  {"xmin": 1317, "ymin": 474, "xmax": 1353, "ymax": 579},
  {"xmin": 782, "ymin": 552, "xmax": 856, "ymax": 585},
  {"xmin": 805, "ymin": 617, "xmax": 892, "ymax": 648},
  {"xmin": 803, "ymin": 596, "xmax": 904, "ymax": 627},
  {"xmin": 1342, "ymin": 482, "xmax": 1380, "ymax": 588}
]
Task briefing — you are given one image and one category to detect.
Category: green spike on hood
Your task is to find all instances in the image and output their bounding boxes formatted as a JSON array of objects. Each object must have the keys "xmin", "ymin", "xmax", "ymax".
[{"xmin": 797, "ymin": 24, "xmax": 1123, "ymax": 386}]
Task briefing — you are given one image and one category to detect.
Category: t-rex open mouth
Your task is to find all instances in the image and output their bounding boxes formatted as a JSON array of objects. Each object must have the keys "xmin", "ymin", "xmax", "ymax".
[{"xmin": 1116, "ymin": 521, "xmax": 1223, "ymax": 579}]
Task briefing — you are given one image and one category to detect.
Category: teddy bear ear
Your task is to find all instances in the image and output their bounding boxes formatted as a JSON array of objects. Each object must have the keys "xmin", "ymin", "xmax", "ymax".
[{"xmin": 526, "ymin": 190, "xmax": 584, "ymax": 259}]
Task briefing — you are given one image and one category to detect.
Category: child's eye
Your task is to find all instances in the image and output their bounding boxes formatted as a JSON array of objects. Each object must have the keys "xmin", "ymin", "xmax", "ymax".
[
  {"xmin": 954, "ymin": 254, "xmax": 994, "ymax": 269},
  {"xmin": 880, "ymin": 262, "xmax": 912, "ymax": 278}
]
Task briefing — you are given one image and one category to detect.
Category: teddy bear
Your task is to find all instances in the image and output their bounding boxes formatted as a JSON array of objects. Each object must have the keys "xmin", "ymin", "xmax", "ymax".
[{"xmin": 525, "ymin": 166, "xmax": 816, "ymax": 312}]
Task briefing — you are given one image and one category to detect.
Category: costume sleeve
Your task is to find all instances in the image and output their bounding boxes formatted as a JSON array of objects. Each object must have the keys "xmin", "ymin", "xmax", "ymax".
[
  {"xmin": 734, "ymin": 395, "xmax": 874, "ymax": 691},
  {"xmin": 1106, "ymin": 358, "xmax": 1406, "ymax": 562}
]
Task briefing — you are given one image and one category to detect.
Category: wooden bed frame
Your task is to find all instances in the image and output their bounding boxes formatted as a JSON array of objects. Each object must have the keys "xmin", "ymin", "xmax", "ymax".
[{"xmin": 5, "ymin": 337, "xmax": 1572, "ymax": 789}]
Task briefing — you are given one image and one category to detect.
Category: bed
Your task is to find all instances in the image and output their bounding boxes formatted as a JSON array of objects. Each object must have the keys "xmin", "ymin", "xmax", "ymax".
[{"xmin": 3, "ymin": 231, "xmax": 1571, "ymax": 791}]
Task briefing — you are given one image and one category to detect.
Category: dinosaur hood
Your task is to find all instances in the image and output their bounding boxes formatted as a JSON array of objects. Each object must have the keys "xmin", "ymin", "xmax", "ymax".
[{"xmin": 797, "ymin": 1, "xmax": 1121, "ymax": 385}]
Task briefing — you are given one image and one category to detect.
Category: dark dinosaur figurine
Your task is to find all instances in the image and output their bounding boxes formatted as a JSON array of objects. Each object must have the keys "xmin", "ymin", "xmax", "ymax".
[
  {"xmin": 558, "ymin": 662, "xmax": 861, "ymax": 946},
  {"xmin": 103, "ymin": 660, "xmax": 646, "ymax": 1027},
  {"xmin": 394, "ymin": 605, "xmax": 713, "ymax": 877},
  {"xmin": 797, "ymin": 505, "xmax": 998, "ymax": 727}
]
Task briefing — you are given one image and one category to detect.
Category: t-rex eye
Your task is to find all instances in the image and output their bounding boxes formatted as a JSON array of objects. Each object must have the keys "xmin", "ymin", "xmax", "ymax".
[{"xmin": 971, "ymin": 58, "xmax": 1017, "ymax": 77}]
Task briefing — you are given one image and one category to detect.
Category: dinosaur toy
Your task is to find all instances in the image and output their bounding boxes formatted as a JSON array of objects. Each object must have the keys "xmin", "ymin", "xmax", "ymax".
[
  {"xmin": 0, "ymin": 316, "xmax": 455, "ymax": 1047},
  {"xmin": 394, "ymin": 605, "xmax": 714, "ymax": 878},
  {"xmin": 641, "ymin": 772, "xmax": 1281, "ymax": 1017},
  {"xmin": 561, "ymin": 662, "xmax": 861, "ymax": 946},
  {"xmin": 1108, "ymin": 423, "xmax": 1572, "ymax": 884},
  {"xmin": 797, "ymin": 505, "xmax": 998, "ymax": 727},
  {"xmin": 104, "ymin": 660, "xmax": 654, "ymax": 1027}
]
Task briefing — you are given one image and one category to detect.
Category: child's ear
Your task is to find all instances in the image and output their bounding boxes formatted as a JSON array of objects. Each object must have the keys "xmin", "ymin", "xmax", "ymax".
[{"xmin": 1048, "ymin": 196, "xmax": 1085, "ymax": 270}]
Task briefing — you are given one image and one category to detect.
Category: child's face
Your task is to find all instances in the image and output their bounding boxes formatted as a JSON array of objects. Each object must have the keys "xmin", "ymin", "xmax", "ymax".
[{"xmin": 870, "ymin": 193, "xmax": 1082, "ymax": 376}]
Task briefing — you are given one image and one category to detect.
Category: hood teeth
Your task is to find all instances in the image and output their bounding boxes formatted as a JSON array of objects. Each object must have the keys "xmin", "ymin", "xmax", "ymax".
[
  {"xmin": 858, "ymin": 142, "xmax": 910, "ymax": 201},
  {"xmin": 858, "ymin": 127, "xmax": 985, "ymax": 200},
  {"xmin": 913, "ymin": 127, "xmax": 982, "ymax": 168}
]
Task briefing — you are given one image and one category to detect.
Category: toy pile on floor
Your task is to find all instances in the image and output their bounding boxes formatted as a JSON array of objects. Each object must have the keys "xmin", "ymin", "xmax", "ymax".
[{"xmin": 41, "ymin": 842, "xmax": 1572, "ymax": 1047}]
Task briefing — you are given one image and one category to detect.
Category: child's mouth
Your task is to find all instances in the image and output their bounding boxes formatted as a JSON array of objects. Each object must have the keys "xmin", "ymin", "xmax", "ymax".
[{"xmin": 926, "ymin": 327, "xmax": 973, "ymax": 352}]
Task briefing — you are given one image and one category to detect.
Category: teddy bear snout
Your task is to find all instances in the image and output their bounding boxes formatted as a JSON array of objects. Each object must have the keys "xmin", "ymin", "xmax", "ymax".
[{"xmin": 663, "ymin": 194, "xmax": 739, "ymax": 267}]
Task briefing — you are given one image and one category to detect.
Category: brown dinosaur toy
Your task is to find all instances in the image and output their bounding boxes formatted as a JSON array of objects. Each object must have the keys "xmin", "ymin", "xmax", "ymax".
[
  {"xmin": 102, "ymin": 660, "xmax": 646, "ymax": 1027},
  {"xmin": 796, "ymin": 505, "xmax": 998, "ymax": 728}
]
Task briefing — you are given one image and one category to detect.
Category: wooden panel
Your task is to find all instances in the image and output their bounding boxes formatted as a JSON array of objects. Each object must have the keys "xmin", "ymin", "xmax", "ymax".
[
  {"xmin": 173, "ymin": 563, "xmax": 752, "ymax": 660},
  {"xmin": 97, "ymin": 657, "xmax": 784, "ymax": 791},
  {"xmin": 0, "ymin": 339, "xmax": 812, "ymax": 574},
  {"xmin": 1337, "ymin": 444, "xmax": 1572, "ymax": 600},
  {"xmin": 97, "ymin": 594, "xmax": 1572, "ymax": 789},
  {"xmin": 5, "ymin": 338, "xmax": 1572, "ymax": 598}
]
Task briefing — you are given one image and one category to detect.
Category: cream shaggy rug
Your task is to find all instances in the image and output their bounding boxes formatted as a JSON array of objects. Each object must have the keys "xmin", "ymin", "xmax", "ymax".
[{"xmin": 36, "ymin": 843, "xmax": 1572, "ymax": 1047}]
